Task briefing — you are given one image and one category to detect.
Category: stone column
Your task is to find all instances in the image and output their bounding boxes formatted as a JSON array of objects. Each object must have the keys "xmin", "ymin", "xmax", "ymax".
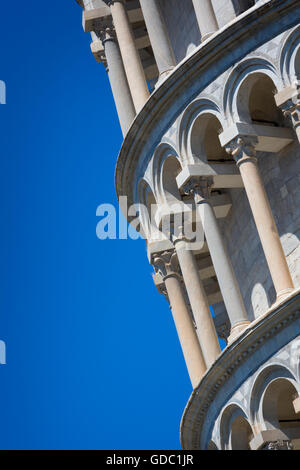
[
  {"xmin": 153, "ymin": 250, "xmax": 206, "ymax": 388},
  {"xmin": 184, "ymin": 177, "xmax": 250, "ymax": 340},
  {"xmin": 173, "ymin": 236, "xmax": 221, "ymax": 368},
  {"xmin": 139, "ymin": 0, "xmax": 176, "ymax": 79},
  {"xmin": 191, "ymin": 0, "xmax": 218, "ymax": 41},
  {"xmin": 226, "ymin": 136, "xmax": 294, "ymax": 302},
  {"xmin": 107, "ymin": 0, "xmax": 149, "ymax": 113},
  {"xmin": 275, "ymin": 85, "xmax": 300, "ymax": 144},
  {"xmin": 95, "ymin": 27, "xmax": 136, "ymax": 136}
]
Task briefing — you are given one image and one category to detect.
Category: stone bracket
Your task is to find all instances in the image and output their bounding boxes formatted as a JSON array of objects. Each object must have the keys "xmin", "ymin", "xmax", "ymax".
[
  {"xmin": 176, "ymin": 164, "xmax": 243, "ymax": 191},
  {"xmin": 219, "ymin": 122, "xmax": 294, "ymax": 153},
  {"xmin": 83, "ymin": 7, "xmax": 111, "ymax": 33}
]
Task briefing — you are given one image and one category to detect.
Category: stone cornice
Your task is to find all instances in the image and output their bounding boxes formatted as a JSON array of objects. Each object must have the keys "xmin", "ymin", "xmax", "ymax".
[
  {"xmin": 180, "ymin": 289, "xmax": 300, "ymax": 450},
  {"xmin": 115, "ymin": 0, "xmax": 300, "ymax": 220}
]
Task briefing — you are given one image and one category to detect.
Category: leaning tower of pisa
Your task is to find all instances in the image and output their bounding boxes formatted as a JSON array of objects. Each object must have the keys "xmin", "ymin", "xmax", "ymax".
[{"xmin": 75, "ymin": 0, "xmax": 300, "ymax": 450}]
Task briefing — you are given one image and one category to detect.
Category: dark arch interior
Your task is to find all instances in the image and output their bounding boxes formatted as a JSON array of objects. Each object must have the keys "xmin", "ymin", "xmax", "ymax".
[
  {"xmin": 295, "ymin": 48, "xmax": 300, "ymax": 79},
  {"xmin": 249, "ymin": 75, "xmax": 284, "ymax": 126},
  {"xmin": 205, "ymin": 116, "xmax": 233, "ymax": 162},
  {"xmin": 230, "ymin": 416, "xmax": 253, "ymax": 450},
  {"xmin": 263, "ymin": 379, "xmax": 300, "ymax": 449}
]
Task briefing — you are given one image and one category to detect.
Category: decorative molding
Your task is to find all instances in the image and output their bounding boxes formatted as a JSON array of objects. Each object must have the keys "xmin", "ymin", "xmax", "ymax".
[
  {"xmin": 180, "ymin": 291, "xmax": 300, "ymax": 450},
  {"xmin": 115, "ymin": 0, "xmax": 300, "ymax": 215}
]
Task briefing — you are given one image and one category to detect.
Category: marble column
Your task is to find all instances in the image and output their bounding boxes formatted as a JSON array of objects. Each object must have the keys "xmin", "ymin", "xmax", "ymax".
[
  {"xmin": 153, "ymin": 250, "xmax": 206, "ymax": 388},
  {"xmin": 226, "ymin": 136, "xmax": 294, "ymax": 302},
  {"xmin": 184, "ymin": 177, "xmax": 250, "ymax": 340},
  {"xmin": 173, "ymin": 237, "xmax": 221, "ymax": 368},
  {"xmin": 96, "ymin": 27, "xmax": 135, "ymax": 136},
  {"xmin": 139, "ymin": 0, "xmax": 176, "ymax": 79},
  {"xmin": 191, "ymin": 0, "xmax": 218, "ymax": 41},
  {"xmin": 107, "ymin": 0, "xmax": 149, "ymax": 113}
]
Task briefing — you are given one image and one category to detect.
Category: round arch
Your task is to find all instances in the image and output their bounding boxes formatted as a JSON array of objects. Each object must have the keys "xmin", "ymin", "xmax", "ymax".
[
  {"xmin": 137, "ymin": 178, "xmax": 161, "ymax": 242},
  {"xmin": 223, "ymin": 58, "xmax": 282, "ymax": 124},
  {"xmin": 280, "ymin": 25, "xmax": 300, "ymax": 85},
  {"xmin": 177, "ymin": 98, "xmax": 224, "ymax": 164},
  {"xmin": 220, "ymin": 403, "xmax": 253, "ymax": 450},
  {"xmin": 249, "ymin": 363, "xmax": 299, "ymax": 429}
]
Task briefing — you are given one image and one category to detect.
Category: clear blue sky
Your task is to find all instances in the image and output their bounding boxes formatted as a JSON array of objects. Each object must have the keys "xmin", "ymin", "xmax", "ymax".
[{"xmin": 0, "ymin": 1, "xmax": 196, "ymax": 450}]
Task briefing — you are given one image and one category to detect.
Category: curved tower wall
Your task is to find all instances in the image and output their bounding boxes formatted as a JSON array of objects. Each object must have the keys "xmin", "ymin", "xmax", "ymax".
[{"xmin": 75, "ymin": 0, "xmax": 300, "ymax": 450}]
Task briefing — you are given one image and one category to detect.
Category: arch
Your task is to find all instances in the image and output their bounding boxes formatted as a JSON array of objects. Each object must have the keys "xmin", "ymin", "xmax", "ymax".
[
  {"xmin": 137, "ymin": 178, "xmax": 161, "ymax": 242},
  {"xmin": 262, "ymin": 378, "xmax": 300, "ymax": 448},
  {"xmin": 189, "ymin": 113, "xmax": 232, "ymax": 164},
  {"xmin": 280, "ymin": 25, "xmax": 300, "ymax": 85},
  {"xmin": 220, "ymin": 403, "xmax": 253, "ymax": 450},
  {"xmin": 152, "ymin": 143, "xmax": 183, "ymax": 205},
  {"xmin": 250, "ymin": 363, "xmax": 299, "ymax": 429},
  {"xmin": 178, "ymin": 98, "xmax": 224, "ymax": 164},
  {"xmin": 161, "ymin": 156, "xmax": 182, "ymax": 206},
  {"xmin": 223, "ymin": 58, "xmax": 282, "ymax": 124},
  {"xmin": 262, "ymin": 378, "xmax": 299, "ymax": 429}
]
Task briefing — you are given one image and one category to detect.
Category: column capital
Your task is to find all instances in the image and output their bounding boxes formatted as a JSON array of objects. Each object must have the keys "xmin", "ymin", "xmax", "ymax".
[
  {"xmin": 275, "ymin": 84, "xmax": 300, "ymax": 142},
  {"xmin": 225, "ymin": 135, "xmax": 258, "ymax": 167},
  {"xmin": 105, "ymin": 0, "xmax": 125, "ymax": 6},
  {"xmin": 152, "ymin": 250, "xmax": 181, "ymax": 282},
  {"xmin": 183, "ymin": 176, "xmax": 214, "ymax": 204},
  {"xmin": 97, "ymin": 23, "xmax": 116, "ymax": 43}
]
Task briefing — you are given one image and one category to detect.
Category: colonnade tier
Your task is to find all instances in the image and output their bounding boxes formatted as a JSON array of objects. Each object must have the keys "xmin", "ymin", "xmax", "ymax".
[
  {"xmin": 139, "ymin": 0, "xmax": 176, "ymax": 79},
  {"xmin": 78, "ymin": 0, "xmax": 249, "ymax": 133},
  {"xmin": 76, "ymin": 0, "xmax": 300, "ymax": 390},
  {"xmin": 225, "ymin": 136, "xmax": 294, "ymax": 302},
  {"xmin": 99, "ymin": 27, "xmax": 135, "ymax": 136},
  {"xmin": 107, "ymin": 0, "xmax": 149, "ymax": 113},
  {"xmin": 153, "ymin": 251, "xmax": 206, "ymax": 388}
]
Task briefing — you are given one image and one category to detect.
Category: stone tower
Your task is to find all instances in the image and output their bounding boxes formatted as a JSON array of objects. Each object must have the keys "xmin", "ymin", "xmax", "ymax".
[{"xmin": 75, "ymin": 0, "xmax": 300, "ymax": 450}]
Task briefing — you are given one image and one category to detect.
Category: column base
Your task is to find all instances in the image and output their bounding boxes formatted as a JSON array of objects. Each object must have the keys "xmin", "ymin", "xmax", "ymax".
[
  {"xmin": 228, "ymin": 320, "xmax": 250, "ymax": 344},
  {"xmin": 275, "ymin": 288, "xmax": 295, "ymax": 304},
  {"xmin": 201, "ymin": 32, "xmax": 215, "ymax": 42},
  {"xmin": 155, "ymin": 67, "xmax": 175, "ymax": 88}
]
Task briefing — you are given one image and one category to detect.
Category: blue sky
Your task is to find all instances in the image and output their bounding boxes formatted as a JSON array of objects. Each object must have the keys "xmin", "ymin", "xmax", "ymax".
[{"xmin": 0, "ymin": 1, "xmax": 196, "ymax": 450}]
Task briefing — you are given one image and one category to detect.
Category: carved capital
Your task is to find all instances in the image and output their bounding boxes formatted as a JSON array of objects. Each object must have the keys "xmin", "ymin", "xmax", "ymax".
[
  {"xmin": 153, "ymin": 250, "xmax": 181, "ymax": 281},
  {"xmin": 97, "ymin": 24, "xmax": 116, "ymax": 43},
  {"xmin": 262, "ymin": 440, "xmax": 294, "ymax": 451},
  {"xmin": 277, "ymin": 84, "xmax": 300, "ymax": 131},
  {"xmin": 225, "ymin": 135, "xmax": 258, "ymax": 166},
  {"xmin": 183, "ymin": 176, "xmax": 214, "ymax": 203},
  {"xmin": 283, "ymin": 101, "xmax": 300, "ymax": 132},
  {"xmin": 105, "ymin": 0, "xmax": 125, "ymax": 6}
]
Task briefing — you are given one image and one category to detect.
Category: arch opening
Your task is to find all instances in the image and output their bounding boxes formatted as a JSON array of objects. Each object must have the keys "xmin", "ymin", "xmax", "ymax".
[
  {"xmin": 190, "ymin": 114, "xmax": 232, "ymax": 163},
  {"xmin": 236, "ymin": 73, "xmax": 284, "ymax": 126},
  {"xmin": 295, "ymin": 47, "xmax": 300, "ymax": 80},
  {"xmin": 262, "ymin": 378, "xmax": 300, "ymax": 449},
  {"xmin": 161, "ymin": 156, "xmax": 182, "ymax": 205},
  {"xmin": 230, "ymin": 416, "xmax": 253, "ymax": 450}
]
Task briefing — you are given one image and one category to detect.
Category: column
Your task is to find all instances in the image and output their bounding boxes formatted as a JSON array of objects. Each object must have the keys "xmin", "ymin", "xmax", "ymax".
[
  {"xmin": 108, "ymin": 0, "xmax": 149, "ymax": 113},
  {"xmin": 226, "ymin": 136, "xmax": 294, "ymax": 302},
  {"xmin": 173, "ymin": 237, "xmax": 221, "ymax": 368},
  {"xmin": 139, "ymin": 0, "xmax": 176, "ymax": 79},
  {"xmin": 153, "ymin": 251, "xmax": 206, "ymax": 388},
  {"xmin": 275, "ymin": 86, "xmax": 300, "ymax": 144},
  {"xmin": 184, "ymin": 177, "xmax": 250, "ymax": 340},
  {"xmin": 97, "ymin": 27, "xmax": 136, "ymax": 136},
  {"xmin": 192, "ymin": 0, "xmax": 218, "ymax": 41}
]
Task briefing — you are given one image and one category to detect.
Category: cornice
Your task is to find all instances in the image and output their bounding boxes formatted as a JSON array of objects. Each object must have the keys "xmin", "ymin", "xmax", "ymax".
[
  {"xmin": 180, "ymin": 290, "xmax": 300, "ymax": 450},
  {"xmin": 115, "ymin": 0, "xmax": 300, "ymax": 217}
]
